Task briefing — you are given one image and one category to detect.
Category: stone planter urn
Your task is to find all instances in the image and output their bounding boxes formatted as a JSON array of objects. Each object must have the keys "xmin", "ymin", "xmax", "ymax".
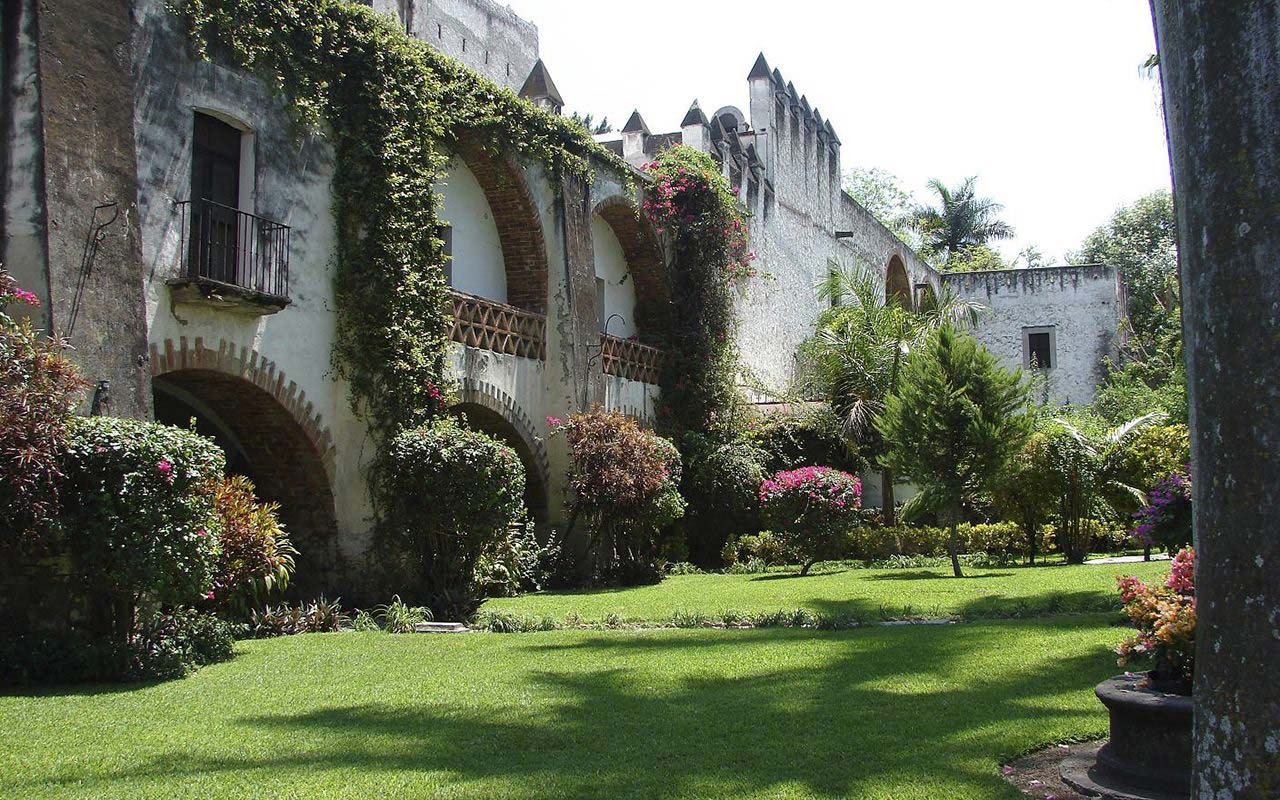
[{"xmin": 1060, "ymin": 673, "xmax": 1192, "ymax": 800}]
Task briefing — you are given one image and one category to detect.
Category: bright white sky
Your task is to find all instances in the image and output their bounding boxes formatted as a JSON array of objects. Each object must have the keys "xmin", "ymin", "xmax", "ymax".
[{"xmin": 501, "ymin": 0, "xmax": 1172, "ymax": 264}]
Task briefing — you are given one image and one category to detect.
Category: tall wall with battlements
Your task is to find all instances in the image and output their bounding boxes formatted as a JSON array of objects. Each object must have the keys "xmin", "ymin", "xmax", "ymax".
[{"xmin": 370, "ymin": 0, "xmax": 538, "ymax": 91}]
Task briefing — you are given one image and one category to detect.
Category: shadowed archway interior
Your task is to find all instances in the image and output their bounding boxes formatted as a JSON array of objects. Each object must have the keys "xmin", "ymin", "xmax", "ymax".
[{"xmin": 153, "ymin": 370, "xmax": 339, "ymax": 594}]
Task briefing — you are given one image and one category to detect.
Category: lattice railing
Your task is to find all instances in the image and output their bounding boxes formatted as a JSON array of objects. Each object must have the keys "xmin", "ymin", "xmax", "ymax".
[
  {"xmin": 450, "ymin": 290, "xmax": 546, "ymax": 360},
  {"xmin": 602, "ymin": 334, "xmax": 665, "ymax": 385}
]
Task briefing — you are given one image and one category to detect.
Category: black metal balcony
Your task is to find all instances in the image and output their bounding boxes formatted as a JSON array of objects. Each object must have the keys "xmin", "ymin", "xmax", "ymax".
[{"xmin": 176, "ymin": 199, "xmax": 291, "ymax": 306}]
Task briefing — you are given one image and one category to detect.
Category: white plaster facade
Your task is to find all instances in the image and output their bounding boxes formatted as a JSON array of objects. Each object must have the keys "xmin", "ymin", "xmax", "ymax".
[{"xmin": 439, "ymin": 159, "xmax": 507, "ymax": 301}]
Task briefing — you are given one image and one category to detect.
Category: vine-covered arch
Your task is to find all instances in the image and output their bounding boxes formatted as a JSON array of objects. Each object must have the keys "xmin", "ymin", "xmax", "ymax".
[
  {"xmin": 453, "ymin": 141, "xmax": 549, "ymax": 314},
  {"xmin": 149, "ymin": 336, "xmax": 339, "ymax": 590},
  {"xmin": 453, "ymin": 379, "xmax": 550, "ymax": 523},
  {"xmin": 886, "ymin": 254, "xmax": 912, "ymax": 310},
  {"xmin": 592, "ymin": 195, "xmax": 671, "ymax": 345}
]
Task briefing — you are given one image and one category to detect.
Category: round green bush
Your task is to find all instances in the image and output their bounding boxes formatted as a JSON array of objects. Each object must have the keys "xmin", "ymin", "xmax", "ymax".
[
  {"xmin": 377, "ymin": 417, "xmax": 525, "ymax": 616},
  {"xmin": 60, "ymin": 417, "xmax": 225, "ymax": 614}
]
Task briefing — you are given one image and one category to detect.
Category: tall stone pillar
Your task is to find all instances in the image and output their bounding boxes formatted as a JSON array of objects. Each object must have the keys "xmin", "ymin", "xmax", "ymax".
[
  {"xmin": 1150, "ymin": 2, "xmax": 1280, "ymax": 796},
  {"xmin": 36, "ymin": 0, "xmax": 150, "ymax": 419}
]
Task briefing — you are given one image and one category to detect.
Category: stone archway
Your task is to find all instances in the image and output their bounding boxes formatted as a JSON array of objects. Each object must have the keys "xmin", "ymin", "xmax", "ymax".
[
  {"xmin": 149, "ymin": 337, "xmax": 339, "ymax": 593},
  {"xmin": 886, "ymin": 254, "xmax": 912, "ymax": 310},
  {"xmin": 453, "ymin": 379, "xmax": 550, "ymax": 525},
  {"xmin": 452, "ymin": 142, "xmax": 549, "ymax": 314},
  {"xmin": 592, "ymin": 195, "xmax": 671, "ymax": 345}
]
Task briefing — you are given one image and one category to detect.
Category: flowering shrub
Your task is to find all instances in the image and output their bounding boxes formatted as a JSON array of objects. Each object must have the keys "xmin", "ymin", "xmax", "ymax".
[
  {"xmin": 758, "ymin": 467, "xmax": 862, "ymax": 574},
  {"xmin": 211, "ymin": 476, "xmax": 297, "ymax": 613},
  {"xmin": 1115, "ymin": 547, "xmax": 1196, "ymax": 693},
  {"xmin": 376, "ymin": 417, "xmax": 525, "ymax": 617},
  {"xmin": 554, "ymin": 410, "xmax": 686, "ymax": 585},
  {"xmin": 59, "ymin": 417, "xmax": 225, "ymax": 637},
  {"xmin": 1132, "ymin": 469, "xmax": 1192, "ymax": 553},
  {"xmin": 642, "ymin": 147, "xmax": 749, "ymax": 438},
  {"xmin": 0, "ymin": 270, "xmax": 86, "ymax": 550}
]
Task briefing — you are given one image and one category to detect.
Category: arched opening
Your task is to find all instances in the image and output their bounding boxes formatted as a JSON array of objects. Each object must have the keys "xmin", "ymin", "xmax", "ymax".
[
  {"xmin": 886, "ymin": 254, "xmax": 912, "ymax": 310},
  {"xmin": 438, "ymin": 159, "xmax": 507, "ymax": 301},
  {"xmin": 450, "ymin": 402, "xmax": 549, "ymax": 525},
  {"xmin": 440, "ymin": 143, "xmax": 549, "ymax": 314},
  {"xmin": 152, "ymin": 370, "xmax": 339, "ymax": 593},
  {"xmin": 591, "ymin": 215, "xmax": 637, "ymax": 338},
  {"xmin": 593, "ymin": 197, "xmax": 670, "ymax": 345}
]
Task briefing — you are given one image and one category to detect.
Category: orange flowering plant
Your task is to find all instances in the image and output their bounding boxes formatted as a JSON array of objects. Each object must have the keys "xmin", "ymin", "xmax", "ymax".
[{"xmin": 1115, "ymin": 546, "xmax": 1196, "ymax": 693}]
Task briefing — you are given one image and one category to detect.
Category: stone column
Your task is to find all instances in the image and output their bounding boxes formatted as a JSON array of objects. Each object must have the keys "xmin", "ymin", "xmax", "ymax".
[
  {"xmin": 36, "ymin": 0, "xmax": 150, "ymax": 419},
  {"xmin": 1150, "ymin": 2, "xmax": 1280, "ymax": 796}
]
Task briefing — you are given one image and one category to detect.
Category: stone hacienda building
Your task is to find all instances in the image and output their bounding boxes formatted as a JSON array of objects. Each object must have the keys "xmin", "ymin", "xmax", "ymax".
[{"xmin": 0, "ymin": 0, "xmax": 1121, "ymax": 595}]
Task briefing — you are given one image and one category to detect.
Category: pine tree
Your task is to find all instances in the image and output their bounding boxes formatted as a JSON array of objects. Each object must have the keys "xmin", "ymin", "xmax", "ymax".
[{"xmin": 877, "ymin": 327, "xmax": 1032, "ymax": 576}]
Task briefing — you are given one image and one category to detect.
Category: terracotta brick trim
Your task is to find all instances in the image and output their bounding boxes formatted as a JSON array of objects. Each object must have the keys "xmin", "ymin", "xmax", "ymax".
[
  {"xmin": 455, "ymin": 377, "xmax": 550, "ymax": 495},
  {"xmin": 454, "ymin": 142, "xmax": 549, "ymax": 314},
  {"xmin": 149, "ymin": 336, "xmax": 338, "ymax": 483}
]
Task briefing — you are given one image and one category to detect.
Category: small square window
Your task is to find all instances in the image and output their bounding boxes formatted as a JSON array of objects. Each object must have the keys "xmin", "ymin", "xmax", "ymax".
[{"xmin": 1024, "ymin": 326, "xmax": 1055, "ymax": 370}]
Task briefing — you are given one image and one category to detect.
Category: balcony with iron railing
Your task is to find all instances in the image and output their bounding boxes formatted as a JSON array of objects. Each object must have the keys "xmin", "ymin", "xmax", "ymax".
[{"xmin": 169, "ymin": 199, "xmax": 291, "ymax": 314}]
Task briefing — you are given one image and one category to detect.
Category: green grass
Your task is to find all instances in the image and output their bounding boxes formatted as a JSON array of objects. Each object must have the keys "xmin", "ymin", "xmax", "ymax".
[
  {"xmin": 1, "ymin": 616, "xmax": 1129, "ymax": 799},
  {"xmin": 485, "ymin": 560, "xmax": 1169, "ymax": 624}
]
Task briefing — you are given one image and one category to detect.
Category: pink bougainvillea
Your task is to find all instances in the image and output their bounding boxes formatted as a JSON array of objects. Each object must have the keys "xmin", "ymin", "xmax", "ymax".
[{"xmin": 758, "ymin": 466, "xmax": 862, "ymax": 575}]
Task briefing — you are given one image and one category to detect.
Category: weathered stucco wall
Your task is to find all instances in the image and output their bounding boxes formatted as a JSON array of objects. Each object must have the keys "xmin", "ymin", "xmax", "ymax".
[
  {"xmin": 591, "ymin": 215, "xmax": 637, "ymax": 338},
  {"xmin": 371, "ymin": 0, "xmax": 538, "ymax": 91},
  {"xmin": 1, "ymin": 0, "xmax": 47, "ymax": 314},
  {"xmin": 944, "ymin": 265, "xmax": 1121, "ymax": 406}
]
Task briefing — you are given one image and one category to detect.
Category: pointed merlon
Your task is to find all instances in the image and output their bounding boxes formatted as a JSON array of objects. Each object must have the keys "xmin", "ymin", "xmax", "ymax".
[
  {"xmin": 621, "ymin": 110, "xmax": 650, "ymax": 135},
  {"xmin": 748, "ymin": 52, "xmax": 772, "ymax": 81},
  {"xmin": 800, "ymin": 94, "xmax": 812, "ymax": 116},
  {"xmin": 772, "ymin": 67, "xmax": 785, "ymax": 88},
  {"xmin": 519, "ymin": 58, "xmax": 564, "ymax": 107},
  {"xmin": 786, "ymin": 81, "xmax": 800, "ymax": 104},
  {"xmin": 824, "ymin": 119, "xmax": 841, "ymax": 145},
  {"xmin": 680, "ymin": 100, "xmax": 709, "ymax": 127}
]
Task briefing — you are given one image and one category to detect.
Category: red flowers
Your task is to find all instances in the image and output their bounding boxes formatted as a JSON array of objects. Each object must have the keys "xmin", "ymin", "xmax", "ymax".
[{"xmin": 156, "ymin": 459, "xmax": 175, "ymax": 483}]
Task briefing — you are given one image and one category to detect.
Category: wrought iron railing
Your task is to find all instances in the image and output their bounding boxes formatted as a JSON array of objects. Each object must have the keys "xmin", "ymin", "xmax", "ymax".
[
  {"xmin": 601, "ymin": 334, "xmax": 665, "ymax": 385},
  {"xmin": 178, "ymin": 199, "xmax": 291, "ymax": 300},
  {"xmin": 449, "ymin": 290, "xmax": 546, "ymax": 359}
]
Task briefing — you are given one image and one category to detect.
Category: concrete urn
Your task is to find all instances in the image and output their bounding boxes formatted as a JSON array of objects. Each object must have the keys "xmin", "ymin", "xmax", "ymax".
[{"xmin": 1060, "ymin": 674, "xmax": 1192, "ymax": 800}]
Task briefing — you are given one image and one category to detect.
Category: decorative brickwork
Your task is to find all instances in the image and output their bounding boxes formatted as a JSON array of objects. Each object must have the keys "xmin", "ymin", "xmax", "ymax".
[
  {"xmin": 594, "ymin": 195, "xmax": 671, "ymax": 343},
  {"xmin": 601, "ymin": 334, "xmax": 665, "ymax": 385},
  {"xmin": 455, "ymin": 142, "xmax": 548, "ymax": 313},
  {"xmin": 450, "ymin": 289, "xmax": 547, "ymax": 359},
  {"xmin": 149, "ymin": 337, "xmax": 340, "ymax": 590},
  {"xmin": 455, "ymin": 379, "xmax": 550, "ymax": 522}
]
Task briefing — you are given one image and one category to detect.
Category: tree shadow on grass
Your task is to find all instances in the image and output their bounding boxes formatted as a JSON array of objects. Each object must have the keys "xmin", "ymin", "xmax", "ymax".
[
  {"xmin": 14, "ymin": 619, "xmax": 1122, "ymax": 799},
  {"xmin": 749, "ymin": 567, "xmax": 848, "ymax": 581},
  {"xmin": 862, "ymin": 570, "xmax": 1016, "ymax": 581}
]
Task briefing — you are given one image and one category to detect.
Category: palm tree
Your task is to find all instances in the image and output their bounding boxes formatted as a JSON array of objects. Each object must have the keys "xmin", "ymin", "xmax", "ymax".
[
  {"xmin": 806, "ymin": 261, "xmax": 984, "ymax": 523},
  {"xmin": 911, "ymin": 177, "xmax": 1015, "ymax": 262}
]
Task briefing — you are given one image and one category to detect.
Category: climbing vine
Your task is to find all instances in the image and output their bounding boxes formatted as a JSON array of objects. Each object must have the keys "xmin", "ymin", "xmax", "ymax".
[
  {"xmin": 642, "ymin": 147, "xmax": 753, "ymax": 439},
  {"xmin": 181, "ymin": 0, "xmax": 629, "ymax": 443}
]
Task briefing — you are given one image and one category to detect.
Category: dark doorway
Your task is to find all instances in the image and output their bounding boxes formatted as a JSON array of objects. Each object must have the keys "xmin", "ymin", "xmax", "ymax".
[{"xmin": 190, "ymin": 112, "xmax": 242, "ymax": 284}]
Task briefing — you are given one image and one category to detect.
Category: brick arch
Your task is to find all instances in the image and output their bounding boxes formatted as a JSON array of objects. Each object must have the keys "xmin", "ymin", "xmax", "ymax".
[
  {"xmin": 592, "ymin": 194, "xmax": 672, "ymax": 344},
  {"xmin": 453, "ymin": 379, "xmax": 550, "ymax": 524},
  {"xmin": 453, "ymin": 142, "xmax": 549, "ymax": 314},
  {"xmin": 149, "ymin": 336, "xmax": 339, "ymax": 591}
]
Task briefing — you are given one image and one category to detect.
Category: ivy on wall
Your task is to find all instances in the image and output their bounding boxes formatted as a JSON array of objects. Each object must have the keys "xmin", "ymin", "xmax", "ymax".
[
  {"xmin": 642, "ymin": 147, "xmax": 753, "ymax": 439},
  {"xmin": 182, "ymin": 0, "xmax": 629, "ymax": 443}
]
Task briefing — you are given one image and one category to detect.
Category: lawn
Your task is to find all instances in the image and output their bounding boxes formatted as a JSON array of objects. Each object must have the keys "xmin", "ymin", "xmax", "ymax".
[
  {"xmin": 1, "ymin": 616, "xmax": 1129, "ymax": 800},
  {"xmin": 484, "ymin": 560, "xmax": 1169, "ymax": 624}
]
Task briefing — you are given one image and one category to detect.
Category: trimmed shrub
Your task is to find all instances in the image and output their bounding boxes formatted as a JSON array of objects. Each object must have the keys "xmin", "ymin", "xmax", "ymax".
[
  {"xmin": 723, "ymin": 530, "xmax": 795, "ymax": 568},
  {"xmin": 758, "ymin": 467, "xmax": 862, "ymax": 574},
  {"xmin": 557, "ymin": 410, "xmax": 686, "ymax": 586},
  {"xmin": 680, "ymin": 433, "xmax": 766, "ymax": 566},
  {"xmin": 59, "ymin": 417, "xmax": 225, "ymax": 638},
  {"xmin": 211, "ymin": 475, "xmax": 297, "ymax": 613},
  {"xmin": 377, "ymin": 417, "xmax": 525, "ymax": 617}
]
